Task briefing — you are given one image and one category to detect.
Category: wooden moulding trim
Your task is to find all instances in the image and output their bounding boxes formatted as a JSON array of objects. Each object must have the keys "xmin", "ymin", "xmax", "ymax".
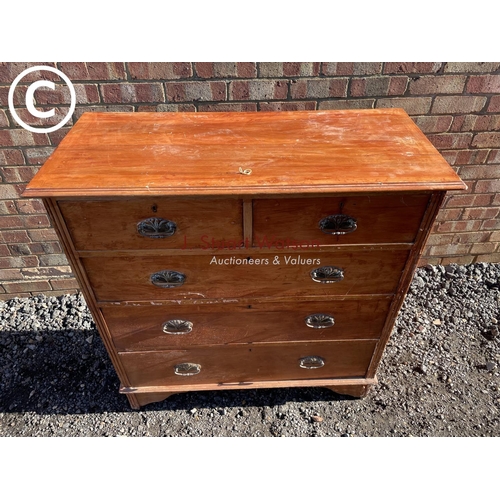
[
  {"xmin": 23, "ymin": 181, "xmax": 466, "ymax": 199},
  {"xmin": 366, "ymin": 191, "xmax": 446, "ymax": 378},
  {"xmin": 119, "ymin": 377, "xmax": 377, "ymax": 394},
  {"xmin": 43, "ymin": 198, "xmax": 140, "ymax": 409},
  {"xmin": 97, "ymin": 294, "xmax": 394, "ymax": 308},
  {"xmin": 75, "ymin": 243, "xmax": 413, "ymax": 258}
]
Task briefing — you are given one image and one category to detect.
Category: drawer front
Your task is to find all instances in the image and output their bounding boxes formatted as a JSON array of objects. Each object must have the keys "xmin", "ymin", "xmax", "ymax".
[
  {"xmin": 58, "ymin": 198, "xmax": 243, "ymax": 250},
  {"xmin": 119, "ymin": 341, "xmax": 377, "ymax": 387},
  {"xmin": 83, "ymin": 248, "xmax": 409, "ymax": 301},
  {"xmin": 253, "ymin": 194, "xmax": 430, "ymax": 246},
  {"xmin": 103, "ymin": 298, "xmax": 391, "ymax": 350}
]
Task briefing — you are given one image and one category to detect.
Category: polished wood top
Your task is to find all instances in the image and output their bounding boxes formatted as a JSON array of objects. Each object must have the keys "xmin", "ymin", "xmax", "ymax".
[{"xmin": 23, "ymin": 109, "xmax": 466, "ymax": 198}]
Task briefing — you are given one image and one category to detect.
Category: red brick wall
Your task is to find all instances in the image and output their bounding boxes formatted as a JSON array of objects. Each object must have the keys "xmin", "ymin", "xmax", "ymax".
[{"xmin": 1, "ymin": 62, "xmax": 499, "ymax": 298}]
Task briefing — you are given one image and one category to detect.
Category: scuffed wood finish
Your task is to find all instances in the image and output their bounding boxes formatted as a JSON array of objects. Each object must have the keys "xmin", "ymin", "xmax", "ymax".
[
  {"xmin": 23, "ymin": 110, "xmax": 466, "ymax": 198},
  {"xmin": 102, "ymin": 298, "xmax": 392, "ymax": 351},
  {"xmin": 253, "ymin": 194, "xmax": 430, "ymax": 245},
  {"xmin": 22, "ymin": 109, "xmax": 466, "ymax": 409},
  {"xmin": 58, "ymin": 198, "xmax": 243, "ymax": 251},
  {"xmin": 82, "ymin": 248, "xmax": 410, "ymax": 301},
  {"xmin": 118, "ymin": 341, "xmax": 377, "ymax": 387}
]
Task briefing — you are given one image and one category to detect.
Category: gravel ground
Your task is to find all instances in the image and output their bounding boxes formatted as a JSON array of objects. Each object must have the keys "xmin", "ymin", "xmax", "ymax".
[{"xmin": 1, "ymin": 262, "xmax": 500, "ymax": 437}]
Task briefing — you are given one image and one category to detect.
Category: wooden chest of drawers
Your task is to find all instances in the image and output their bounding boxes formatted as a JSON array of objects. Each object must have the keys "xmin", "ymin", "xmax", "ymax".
[{"xmin": 23, "ymin": 109, "xmax": 466, "ymax": 409}]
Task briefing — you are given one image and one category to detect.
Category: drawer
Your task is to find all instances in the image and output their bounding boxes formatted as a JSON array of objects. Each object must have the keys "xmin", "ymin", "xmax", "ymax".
[
  {"xmin": 252, "ymin": 194, "xmax": 430, "ymax": 246},
  {"xmin": 119, "ymin": 341, "xmax": 377, "ymax": 387},
  {"xmin": 103, "ymin": 298, "xmax": 392, "ymax": 350},
  {"xmin": 58, "ymin": 198, "xmax": 243, "ymax": 250},
  {"xmin": 82, "ymin": 248, "xmax": 410, "ymax": 301}
]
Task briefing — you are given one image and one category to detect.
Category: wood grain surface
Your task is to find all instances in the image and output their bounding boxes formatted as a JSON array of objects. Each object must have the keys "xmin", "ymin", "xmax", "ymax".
[{"xmin": 23, "ymin": 110, "xmax": 466, "ymax": 198}]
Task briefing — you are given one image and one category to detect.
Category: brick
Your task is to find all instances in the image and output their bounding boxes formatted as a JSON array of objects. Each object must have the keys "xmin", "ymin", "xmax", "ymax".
[
  {"xmin": 0, "ymin": 85, "xmax": 29, "ymax": 107},
  {"xmin": 155, "ymin": 104, "xmax": 196, "ymax": 112},
  {"xmin": 426, "ymin": 234, "xmax": 454, "ymax": 246},
  {"xmin": 488, "ymin": 96, "xmax": 500, "ymax": 112},
  {"xmin": 0, "ymin": 109, "xmax": 9, "ymax": 128},
  {"xmin": 459, "ymin": 165, "xmax": 500, "ymax": 179},
  {"xmin": 33, "ymin": 83, "xmax": 99, "ymax": 105},
  {"xmin": 9, "ymin": 241, "xmax": 61, "ymax": 255},
  {"xmin": 0, "ymin": 244, "xmax": 10, "ymax": 256},
  {"xmin": 0, "ymin": 166, "xmax": 39, "ymax": 183},
  {"xmin": 466, "ymin": 75, "xmax": 500, "ymax": 94},
  {"xmin": 168, "ymin": 81, "xmax": 226, "ymax": 102},
  {"xmin": 409, "ymin": 75, "xmax": 466, "ymax": 95},
  {"xmin": 16, "ymin": 199, "xmax": 46, "ymax": 214},
  {"xmin": 427, "ymin": 133, "xmax": 472, "ymax": 149},
  {"xmin": 350, "ymin": 76, "xmax": 407, "ymax": 97},
  {"xmin": 471, "ymin": 242, "xmax": 498, "ymax": 254},
  {"xmin": 452, "ymin": 232, "xmax": 491, "ymax": 244},
  {"xmin": 492, "ymin": 194, "xmax": 500, "ymax": 205},
  {"xmin": 290, "ymin": 78, "xmax": 347, "ymax": 99},
  {"xmin": 259, "ymin": 101, "xmax": 316, "ymax": 111},
  {"xmin": 101, "ymin": 83, "xmax": 165, "ymax": 103},
  {"xmin": 418, "ymin": 257, "xmax": 442, "ymax": 266},
  {"xmin": 445, "ymin": 194, "xmax": 491, "ymax": 207},
  {"xmin": 0, "ymin": 200, "xmax": 17, "ymax": 214},
  {"xmin": 195, "ymin": 63, "xmax": 256, "ymax": 78},
  {"xmin": 50, "ymin": 278, "xmax": 79, "ymax": 290},
  {"xmin": 0, "ymin": 62, "xmax": 58, "ymax": 83},
  {"xmin": 436, "ymin": 208, "xmax": 462, "ymax": 221},
  {"xmin": 58, "ymin": 62, "xmax": 126, "ymax": 81},
  {"xmin": 197, "ymin": 103, "xmax": 257, "ymax": 112},
  {"xmin": 229, "ymin": 80, "xmax": 287, "ymax": 101},
  {"xmin": 24, "ymin": 148, "xmax": 54, "ymax": 165},
  {"xmin": 0, "ymin": 269, "xmax": 24, "ymax": 280},
  {"xmin": 0, "ymin": 215, "xmax": 23, "ymax": 228},
  {"xmin": 472, "ymin": 132, "xmax": 500, "ymax": 148},
  {"xmin": 383, "ymin": 62, "xmax": 442, "ymax": 74},
  {"xmin": 0, "ymin": 184, "xmax": 21, "ymax": 200},
  {"xmin": 474, "ymin": 253, "xmax": 500, "ymax": 263},
  {"xmin": 0, "ymin": 130, "xmax": 50, "ymax": 147},
  {"xmin": 462, "ymin": 207, "xmax": 499, "ymax": 220},
  {"xmin": 23, "ymin": 214, "xmax": 51, "ymax": 227},
  {"xmin": 444, "ymin": 62, "xmax": 500, "ymax": 73},
  {"xmin": 432, "ymin": 96, "xmax": 487, "ymax": 114},
  {"xmin": 128, "ymin": 62, "xmax": 192, "ymax": 80},
  {"xmin": 318, "ymin": 100, "xmax": 375, "ymax": 110},
  {"xmin": 489, "ymin": 232, "xmax": 500, "ymax": 242},
  {"xmin": 481, "ymin": 219, "xmax": 500, "ymax": 230},
  {"xmin": 0, "ymin": 255, "xmax": 39, "ymax": 268},
  {"xmin": 73, "ymin": 105, "xmax": 135, "ymax": 120},
  {"xmin": 412, "ymin": 115, "xmax": 452, "ymax": 133},
  {"xmin": 487, "ymin": 150, "xmax": 500, "ymax": 163},
  {"xmin": 22, "ymin": 266, "xmax": 72, "ymax": 278},
  {"xmin": 0, "ymin": 229, "xmax": 30, "ymax": 243},
  {"xmin": 437, "ymin": 220, "xmax": 482, "ymax": 232},
  {"xmin": 441, "ymin": 149, "xmax": 490, "ymax": 165},
  {"xmin": 0, "ymin": 149, "xmax": 25, "ymax": 166},
  {"xmin": 3, "ymin": 281, "xmax": 52, "ymax": 293},
  {"xmin": 259, "ymin": 62, "xmax": 319, "ymax": 77},
  {"xmin": 38, "ymin": 254, "xmax": 69, "ymax": 266},
  {"xmin": 12, "ymin": 107, "xmax": 72, "ymax": 128},
  {"xmin": 474, "ymin": 179, "xmax": 500, "ymax": 193},
  {"xmin": 376, "ymin": 97, "xmax": 432, "ymax": 115},
  {"xmin": 1, "ymin": 292, "xmax": 32, "ymax": 299},
  {"xmin": 27, "ymin": 228, "xmax": 58, "ymax": 241},
  {"xmin": 453, "ymin": 115, "xmax": 500, "ymax": 132},
  {"xmin": 321, "ymin": 63, "xmax": 382, "ymax": 76},
  {"xmin": 428, "ymin": 243, "xmax": 472, "ymax": 256},
  {"xmin": 440, "ymin": 255, "xmax": 475, "ymax": 265}
]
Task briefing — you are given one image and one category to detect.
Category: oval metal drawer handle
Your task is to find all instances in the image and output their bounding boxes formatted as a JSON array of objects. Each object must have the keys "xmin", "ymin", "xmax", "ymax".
[
  {"xmin": 137, "ymin": 217, "xmax": 177, "ymax": 238},
  {"xmin": 319, "ymin": 214, "xmax": 357, "ymax": 235},
  {"xmin": 305, "ymin": 313, "xmax": 335, "ymax": 329},
  {"xmin": 310, "ymin": 266, "xmax": 344, "ymax": 283},
  {"xmin": 299, "ymin": 356, "xmax": 325, "ymax": 369},
  {"xmin": 174, "ymin": 363, "xmax": 201, "ymax": 376},
  {"xmin": 162, "ymin": 319, "xmax": 193, "ymax": 335},
  {"xmin": 151, "ymin": 270, "xmax": 186, "ymax": 288}
]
